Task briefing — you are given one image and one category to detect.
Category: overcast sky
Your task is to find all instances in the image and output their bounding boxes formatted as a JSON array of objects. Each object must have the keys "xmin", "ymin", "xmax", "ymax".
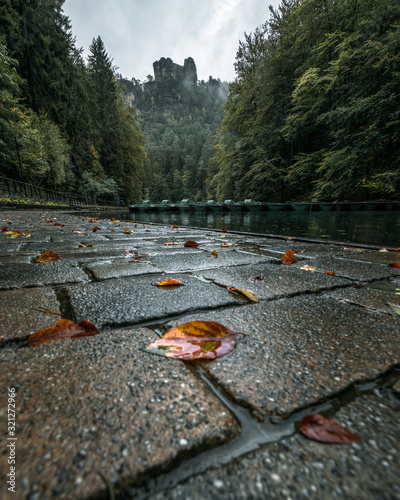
[{"xmin": 63, "ymin": 0, "xmax": 281, "ymax": 83}]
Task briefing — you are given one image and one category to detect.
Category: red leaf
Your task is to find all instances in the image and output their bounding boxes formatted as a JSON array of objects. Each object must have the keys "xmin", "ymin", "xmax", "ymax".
[
  {"xmin": 222, "ymin": 228, "xmax": 228, "ymax": 233},
  {"xmin": 24, "ymin": 319, "xmax": 98, "ymax": 347},
  {"xmin": 92, "ymin": 226, "xmax": 101, "ymax": 232},
  {"xmin": 389, "ymin": 263, "xmax": 400, "ymax": 268},
  {"xmin": 326, "ymin": 271, "xmax": 336, "ymax": 276},
  {"xmin": 1, "ymin": 226, "xmax": 8, "ymax": 232},
  {"xmin": 145, "ymin": 320, "xmax": 238, "ymax": 360},
  {"xmin": 184, "ymin": 240, "xmax": 199, "ymax": 247},
  {"xmin": 53, "ymin": 222, "xmax": 63, "ymax": 227},
  {"xmin": 298, "ymin": 414, "xmax": 361, "ymax": 443},
  {"xmin": 281, "ymin": 249, "xmax": 297, "ymax": 265},
  {"xmin": 247, "ymin": 273, "xmax": 264, "ymax": 282}
]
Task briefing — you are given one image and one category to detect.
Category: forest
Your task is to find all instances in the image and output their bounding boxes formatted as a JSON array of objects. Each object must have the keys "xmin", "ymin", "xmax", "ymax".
[
  {"xmin": 0, "ymin": 0, "xmax": 399, "ymax": 204},
  {"xmin": 208, "ymin": 0, "xmax": 400, "ymax": 202}
]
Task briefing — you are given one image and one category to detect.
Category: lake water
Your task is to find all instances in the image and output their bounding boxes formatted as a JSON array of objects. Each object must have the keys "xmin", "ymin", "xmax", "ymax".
[{"xmin": 120, "ymin": 210, "xmax": 400, "ymax": 248}]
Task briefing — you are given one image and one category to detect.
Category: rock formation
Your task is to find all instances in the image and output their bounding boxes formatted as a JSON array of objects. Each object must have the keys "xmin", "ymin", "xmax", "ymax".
[{"xmin": 153, "ymin": 57, "xmax": 197, "ymax": 86}]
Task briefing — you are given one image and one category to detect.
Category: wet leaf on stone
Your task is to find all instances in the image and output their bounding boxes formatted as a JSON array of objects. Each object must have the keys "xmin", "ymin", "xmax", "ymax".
[
  {"xmin": 24, "ymin": 319, "xmax": 98, "ymax": 347},
  {"xmin": 387, "ymin": 303, "xmax": 400, "ymax": 316},
  {"xmin": 298, "ymin": 414, "xmax": 361, "ymax": 443},
  {"xmin": 247, "ymin": 273, "xmax": 264, "ymax": 282},
  {"xmin": 36, "ymin": 250, "xmax": 62, "ymax": 262},
  {"xmin": 164, "ymin": 242, "xmax": 180, "ymax": 246},
  {"xmin": 152, "ymin": 279, "xmax": 183, "ymax": 286},
  {"xmin": 184, "ymin": 240, "xmax": 199, "ymax": 247},
  {"xmin": 92, "ymin": 226, "xmax": 101, "ymax": 232},
  {"xmin": 172, "ymin": 224, "xmax": 179, "ymax": 229},
  {"xmin": 300, "ymin": 265, "xmax": 316, "ymax": 271},
  {"xmin": 2, "ymin": 226, "xmax": 8, "ymax": 231},
  {"xmin": 53, "ymin": 222, "xmax": 64, "ymax": 227},
  {"xmin": 222, "ymin": 228, "xmax": 228, "ymax": 233},
  {"xmin": 326, "ymin": 271, "xmax": 336, "ymax": 276},
  {"xmin": 72, "ymin": 231, "xmax": 86, "ymax": 235},
  {"xmin": 379, "ymin": 247, "xmax": 389, "ymax": 252},
  {"xmin": 124, "ymin": 229, "xmax": 131, "ymax": 234},
  {"xmin": 281, "ymin": 249, "xmax": 297, "ymax": 265},
  {"xmin": 227, "ymin": 287, "xmax": 259, "ymax": 303},
  {"xmin": 221, "ymin": 243, "xmax": 232, "ymax": 247},
  {"xmin": 208, "ymin": 249, "xmax": 218, "ymax": 258},
  {"xmin": 389, "ymin": 263, "xmax": 400, "ymax": 268},
  {"xmin": 145, "ymin": 320, "xmax": 239, "ymax": 360}
]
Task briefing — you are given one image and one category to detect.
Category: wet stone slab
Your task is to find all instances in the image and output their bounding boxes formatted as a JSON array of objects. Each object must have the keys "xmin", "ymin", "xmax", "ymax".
[
  {"xmin": 0, "ymin": 288, "xmax": 61, "ymax": 343},
  {"xmin": 165, "ymin": 295, "xmax": 400, "ymax": 422},
  {"xmin": 0, "ymin": 262, "xmax": 89, "ymax": 290},
  {"xmin": 342, "ymin": 250, "xmax": 400, "ymax": 265},
  {"xmin": 324, "ymin": 280, "xmax": 400, "ymax": 316},
  {"xmin": 0, "ymin": 251, "xmax": 37, "ymax": 265},
  {"xmin": 86, "ymin": 260, "xmax": 163, "ymax": 280},
  {"xmin": 149, "ymin": 393, "xmax": 400, "ymax": 500},
  {"xmin": 66, "ymin": 274, "xmax": 242, "ymax": 328},
  {"xmin": 0, "ymin": 329, "xmax": 239, "ymax": 500},
  {"xmin": 150, "ymin": 250, "xmax": 270, "ymax": 273},
  {"xmin": 197, "ymin": 263, "xmax": 353, "ymax": 300},
  {"xmin": 292, "ymin": 255, "xmax": 399, "ymax": 281}
]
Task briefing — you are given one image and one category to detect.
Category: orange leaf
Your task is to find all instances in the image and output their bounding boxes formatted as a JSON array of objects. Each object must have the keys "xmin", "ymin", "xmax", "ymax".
[
  {"xmin": 53, "ymin": 222, "xmax": 64, "ymax": 227},
  {"xmin": 92, "ymin": 226, "xmax": 101, "ymax": 232},
  {"xmin": 124, "ymin": 229, "xmax": 131, "ymax": 234},
  {"xmin": 164, "ymin": 242, "xmax": 180, "ymax": 246},
  {"xmin": 145, "ymin": 320, "xmax": 239, "ymax": 360},
  {"xmin": 298, "ymin": 414, "xmax": 361, "ymax": 443},
  {"xmin": 24, "ymin": 319, "xmax": 98, "ymax": 347},
  {"xmin": 326, "ymin": 271, "xmax": 336, "ymax": 276},
  {"xmin": 221, "ymin": 243, "xmax": 232, "ymax": 247},
  {"xmin": 281, "ymin": 249, "xmax": 297, "ymax": 265},
  {"xmin": 78, "ymin": 244, "xmax": 86, "ymax": 248},
  {"xmin": 389, "ymin": 263, "xmax": 400, "ymax": 268},
  {"xmin": 36, "ymin": 251, "xmax": 62, "ymax": 262},
  {"xmin": 184, "ymin": 240, "xmax": 199, "ymax": 247},
  {"xmin": 172, "ymin": 224, "xmax": 179, "ymax": 229},
  {"xmin": 152, "ymin": 279, "xmax": 183, "ymax": 286},
  {"xmin": 1, "ymin": 226, "xmax": 7, "ymax": 231},
  {"xmin": 208, "ymin": 249, "xmax": 218, "ymax": 258}
]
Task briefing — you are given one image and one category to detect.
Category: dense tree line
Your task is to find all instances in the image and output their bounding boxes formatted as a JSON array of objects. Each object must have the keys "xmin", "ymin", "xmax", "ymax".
[
  {"xmin": 0, "ymin": 0, "xmax": 145, "ymax": 203},
  {"xmin": 207, "ymin": 0, "xmax": 400, "ymax": 202},
  {"xmin": 120, "ymin": 73, "xmax": 228, "ymax": 202}
]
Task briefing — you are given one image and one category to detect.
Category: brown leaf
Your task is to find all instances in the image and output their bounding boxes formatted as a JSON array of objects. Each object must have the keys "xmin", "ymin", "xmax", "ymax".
[
  {"xmin": 184, "ymin": 240, "xmax": 199, "ymax": 247},
  {"xmin": 24, "ymin": 319, "xmax": 98, "ymax": 347},
  {"xmin": 92, "ymin": 226, "xmax": 101, "ymax": 232},
  {"xmin": 145, "ymin": 320, "xmax": 239, "ymax": 360},
  {"xmin": 298, "ymin": 414, "xmax": 361, "ymax": 443},
  {"xmin": 2, "ymin": 226, "xmax": 8, "ymax": 231},
  {"xmin": 222, "ymin": 228, "xmax": 228, "ymax": 233},
  {"xmin": 389, "ymin": 263, "xmax": 400, "ymax": 268},
  {"xmin": 172, "ymin": 224, "xmax": 179, "ymax": 229},
  {"xmin": 53, "ymin": 222, "xmax": 64, "ymax": 227},
  {"xmin": 227, "ymin": 287, "xmax": 259, "ymax": 303},
  {"xmin": 353, "ymin": 280, "xmax": 365, "ymax": 288},
  {"xmin": 326, "ymin": 271, "xmax": 336, "ymax": 276},
  {"xmin": 36, "ymin": 251, "xmax": 62, "ymax": 262},
  {"xmin": 281, "ymin": 249, "xmax": 297, "ymax": 265},
  {"xmin": 152, "ymin": 279, "xmax": 183, "ymax": 286}
]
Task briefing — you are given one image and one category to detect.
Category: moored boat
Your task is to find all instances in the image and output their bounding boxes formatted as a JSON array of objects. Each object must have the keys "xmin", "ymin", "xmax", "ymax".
[
  {"xmin": 223, "ymin": 200, "xmax": 243, "ymax": 211},
  {"xmin": 156, "ymin": 199, "xmax": 173, "ymax": 212},
  {"xmin": 176, "ymin": 199, "xmax": 195, "ymax": 212},
  {"xmin": 286, "ymin": 202, "xmax": 312, "ymax": 211},
  {"xmin": 242, "ymin": 199, "xmax": 263, "ymax": 211},
  {"xmin": 206, "ymin": 200, "xmax": 224, "ymax": 212},
  {"xmin": 131, "ymin": 200, "xmax": 155, "ymax": 213},
  {"xmin": 263, "ymin": 202, "xmax": 286, "ymax": 211}
]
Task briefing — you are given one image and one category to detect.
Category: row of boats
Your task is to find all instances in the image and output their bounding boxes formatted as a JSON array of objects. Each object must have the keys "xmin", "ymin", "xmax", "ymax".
[{"xmin": 129, "ymin": 199, "xmax": 400, "ymax": 213}]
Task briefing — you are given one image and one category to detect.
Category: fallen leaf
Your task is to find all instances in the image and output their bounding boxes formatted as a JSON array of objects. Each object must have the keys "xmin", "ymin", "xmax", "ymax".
[
  {"xmin": 221, "ymin": 243, "xmax": 232, "ymax": 247},
  {"xmin": 78, "ymin": 244, "xmax": 86, "ymax": 248},
  {"xmin": 184, "ymin": 240, "xmax": 199, "ymax": 247},
  {"xmin": 281, "ymin": 249, "xmax": 297, "ymax": 265},
  {"xmin": 145, "ymin": 320, "xmax": 239, "ymax": 360},
  {"xmin": 294, "ymin": 249, "xmax": 308, "ymax": 253},
  {"xmin": 387, "ymin": 303, "xmax": 400, "ymax": 316},
  {"xmin": 247, "ymin": 273, "xmax": 264, "ymax": 282},
  {"xmin": 394, "ymin": 248, "xmax": 400, "ymax": 253},
  {"xmin": 1, "ymin": 226, "xmax": 7, "ymax": 231},
  {"xmin": 46, "ymin": 220, "xmax": 53, "ymax": 223},
  {"xmin": 389, "ymin": 263, "xmax": 400, "ymax": 268},
  {"xmin": 72, "ymin": 231, "xmax": 86, "ymax": 235},
  {"xmin": 53, "ymin": 222, "xmax": 64, "ymax": 227},
  {"xmin": 36, "ymin": 251, "xmax": 62, "ymax": 262},
  {"xmin": 300, "ymin": 265, "xmax": 316, "ymax": 271},
  {"xmin": 298, "ymin": 414, "xmax": 361, "ymax": 443},
  {"xmin": 172, "ymin": 224, "xmax": 179, "ymax": 229},
  {"xmin": 124, "ymin": 229, "xmax": 131, "ymax": 234},
  {"xmin": 24, "ymin": 319, "xmax": 98, "ymax": 347},
  {"xmin": 353, "ymin": 280, "xmax": 365, "ymax": 288},
  {"xmin": 326, "ymin": 271, "xmax": 336, "ymax": 276},
  {"xmin": 379, "ymin": 247, "xmax": 389, "ymax": 252},
  {"xmin": 152, "ymin": 279, "xmax": 183, "ymax": 286},
  {"xmin": 208, "ymin": 249, "xmax": 218, "ymax": 258},
  {"xmin": 222, "ymin": 228, "xmax": 228, "ymax": 233},
  {"xmin": 227, "ymin": 287, "xmax": 259, "ymax": 303},
  {"xmin": 164, "ymin": 242, "xmax": 180, "ymax": 246},
  {"xmin": 92, "ymin": 226, "xmax": 101, "ymax": 232}
]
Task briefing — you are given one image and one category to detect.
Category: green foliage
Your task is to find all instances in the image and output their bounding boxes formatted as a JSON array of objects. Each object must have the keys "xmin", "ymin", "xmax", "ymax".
[{"xmin": 210, "ymin": 0, "xmax": 400, "ymax": 201}]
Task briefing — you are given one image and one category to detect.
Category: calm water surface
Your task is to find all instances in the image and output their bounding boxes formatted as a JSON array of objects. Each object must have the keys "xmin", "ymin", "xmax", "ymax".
[{"xmin": 120, "ymin": 211, "xmax": 400, "ymax": 248}]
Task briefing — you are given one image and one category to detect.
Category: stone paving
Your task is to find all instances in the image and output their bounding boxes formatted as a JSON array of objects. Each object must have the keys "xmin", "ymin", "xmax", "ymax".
[{"xmin": 0, "ymin": 209, "xmax": 399, "ymax": 500}]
